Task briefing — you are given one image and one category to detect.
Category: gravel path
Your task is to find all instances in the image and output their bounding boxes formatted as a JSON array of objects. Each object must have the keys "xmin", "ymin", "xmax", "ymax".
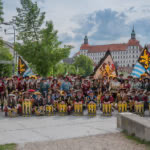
[{"xmin": 17, "ymin": 133, "xmax": 146, "ymax": 150}]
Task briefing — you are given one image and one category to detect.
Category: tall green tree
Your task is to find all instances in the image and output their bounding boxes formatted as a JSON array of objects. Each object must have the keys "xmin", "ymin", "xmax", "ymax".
[
  {"xmin": 0, "ymin": 0, "xmax": 3, "ymax": 23},
  {"xmin": 0, "ymin": 0, "xmax": 12, "ymax": 77},
  {"xmin": 14, "ymin": 0, "xmax": 71, "ymax": 76},
  {"xmin": 0, "ymin": 41, "xmax": 13, "ymax": 77},
  {"xmin": 74, "ymin": 55, "xmax": 94, "ymax": 76},
  {"xmin": 14, "ymin": 0, "xmax": 45, "ymax": 42},
  {"xmin": 53, "ymin": 63, "xmax": 77, "ymax": 76}
]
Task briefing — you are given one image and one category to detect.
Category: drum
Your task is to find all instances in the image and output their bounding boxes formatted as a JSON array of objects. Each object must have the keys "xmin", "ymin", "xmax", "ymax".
[
  {"xmin": 58, "ymin": 102, "xmax": 67, "ymax": 116},
  {"xmin": 118, "ymin": 102, "xmax": 127, "ymax": 113},
  {"xmin": 35, "ymin": 106, "xmax": 45, "ymax": 116},
  {"xmin": 88, "ymin": 102, "xmax": 96, "ymax": 115},
  {"xmin": 102, "ymin": 103, "xmax": 112, "ymax": 116},
  {"xmin": 74, "ymin": 102, "xmax": 83, "ymax": 115},
  {"xmin": 22, "ymin": 100, "xmax": 32, "ymax": 116},
  {"xmin": 8, "ymin": 108, "xmax": 18, "ymax": 117},
  {"xmin": 134, "ymin": 102, "xmax": 144, "ymax": 115},
  {"xmin": 129, "ymin": 101, "xmax": 134, "ymax": 112},
  {"xmin": 45, "ymin": 105, "xmax": 54, "ymax": 115}
]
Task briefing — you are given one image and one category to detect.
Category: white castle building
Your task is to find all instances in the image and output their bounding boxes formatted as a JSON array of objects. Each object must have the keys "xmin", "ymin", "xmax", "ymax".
[{"xmin": 79, "ymin": 28, "xmax": 142, "ymax": 68}]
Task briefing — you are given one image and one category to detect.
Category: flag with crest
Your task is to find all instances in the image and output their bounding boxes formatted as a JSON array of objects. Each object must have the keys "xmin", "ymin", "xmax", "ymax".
[
  {"xmin": 18, "ymin": 56, "xmax": 28, "ymax": 76},
  {"xmin": 93, "ymin": 50, "xmax": 117, "ymax": 79},
  {"xmin": 131, "ymin": 46, "xmax": 150, "ymax": 78}
]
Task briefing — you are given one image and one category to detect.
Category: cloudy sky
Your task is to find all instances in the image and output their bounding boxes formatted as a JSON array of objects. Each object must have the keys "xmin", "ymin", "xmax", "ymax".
[{"xmin": 2, "ymin": 0, "xmax": 150, "ymax": 56}]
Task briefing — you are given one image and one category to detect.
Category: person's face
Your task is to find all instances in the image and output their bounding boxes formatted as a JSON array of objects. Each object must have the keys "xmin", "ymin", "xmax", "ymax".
[
  {"xmin": 120, "ymin": 76, "xmax": 123, "ymax": 79},
  {"xmin": 77, "ymin": 92, "xmax": 81, "ymax": 97},
  {"xmin": 72, "ymin": 93, "xmax": 76, "ymax": 97},
  {"xmin": 84, "ymin": 80, "xmax": 87, "ymax": 84},
  {"xmin": 37, "ymin": 95, "xmax": 41, "ymax": 98},
  {"xmin": 90, "ymin": 93, "xmax": 94, "ymax": 97},
  {"xmin": 145, "ymin": 79, "xmax": 149, "ymax": 82},
  {"xmin": 114, "ymin": 78, "xmax": 117, "ymax": 82},
  {"xmin": 9, "ymin": 80, "xmax": 12, "ymax": 83},
  {"xmin": 105, "ymin": 93, "xmax": 109, "ymax": 97},
  {"xmin": 140, "ymin": 91, "xmax": 143, "ymax": 94}
]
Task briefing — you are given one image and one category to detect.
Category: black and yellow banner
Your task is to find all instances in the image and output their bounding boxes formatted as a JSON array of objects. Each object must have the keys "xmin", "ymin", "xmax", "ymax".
[
  {"xmin": 138, "ymin": 46, "xmax": 150, "ymax": 70},
  {"xmin": 18, "ymin": 56, "xmax": 28, "ymax": 76}
]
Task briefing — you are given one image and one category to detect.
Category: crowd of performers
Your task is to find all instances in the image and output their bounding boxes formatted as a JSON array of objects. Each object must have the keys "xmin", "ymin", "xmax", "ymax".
[{"xmin": 0, "ymin": 74, "xmax": 150, "ymax": 116}]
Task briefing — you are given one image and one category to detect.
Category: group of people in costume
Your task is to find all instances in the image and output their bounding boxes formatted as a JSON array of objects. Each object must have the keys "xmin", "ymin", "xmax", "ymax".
[{"xmin": 0, "ymin": 74, "xmax": 150, "ymax": 116}]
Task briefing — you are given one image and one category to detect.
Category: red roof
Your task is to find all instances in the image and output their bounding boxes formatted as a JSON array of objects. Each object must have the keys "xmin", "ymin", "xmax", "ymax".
[
  {"xmin": 89, "ymin": 43, "xmax": 128, "ymax": 53},
  {"xmin": 80, "ymin": 38, "xmax": 142, "ymax": 53},
  {"xmin": 80, "ymin": 43, "xmax": 128, "ymax": 53},
  {"xmin": 128, "ymin": 39, "xmax": 140, "ymax": 46},
  {"xmin": 80, "ymin": 44, "xmax": 90, "ymax": 50}
]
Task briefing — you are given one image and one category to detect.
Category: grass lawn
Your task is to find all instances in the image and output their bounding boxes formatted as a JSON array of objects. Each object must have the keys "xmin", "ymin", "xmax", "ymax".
[
  {"xmin": 0, "ymin": 144, "xmax": 16, "ymax": 150},
  {"xmin": 123, "ymin": 131, "xmax": 150, "ymax": 150}
]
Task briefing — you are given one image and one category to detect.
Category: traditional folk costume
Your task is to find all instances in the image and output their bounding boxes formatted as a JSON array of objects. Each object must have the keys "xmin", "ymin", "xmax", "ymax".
[
  {"xmin": 0, "ymin": 80, "xmax": 5, "ymax": 111},
  {"xmin": 109, "ymin": 78, "xmax": 120, "ymax": 101},
  {"xmin": 87, "ymin": 91, "xmax": 97, "ymax": 104},
  {"xmin": 7, "ymin": 80, "xmax": 15, "ymax": 94}
]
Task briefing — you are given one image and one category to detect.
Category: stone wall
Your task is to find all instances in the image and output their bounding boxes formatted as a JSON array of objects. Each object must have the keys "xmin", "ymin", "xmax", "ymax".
[{"xmin": 117, "ymin": 113, "xmax": 150, "ymax": 141}]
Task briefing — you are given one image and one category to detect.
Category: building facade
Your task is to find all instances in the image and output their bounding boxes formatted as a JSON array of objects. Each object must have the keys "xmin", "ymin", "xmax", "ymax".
[{"xmin": 79, "ymin": 28, "xmax": 142, "ymax": 68}]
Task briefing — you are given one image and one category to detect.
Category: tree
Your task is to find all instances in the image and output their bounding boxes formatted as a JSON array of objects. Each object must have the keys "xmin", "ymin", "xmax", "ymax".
[
  {"xmin": 14, "ymin": 0, "xmax": 45, "ymax": 42},
  {"xmin": 74, "ymin": 55, "xmax": 94, "ymax": 76},
  {"xmin": 0, "ymin": 1, "xmax": 12, "ymax": 77},
  {"xmin": 53, "ymin": 63, "xmax": 77, "ymax": 76},
  {"xmin": 0, "ymin": 41, "xmax": 13, "ymax": 77},
  {"xmin": 0, "ymin": 0, "xmax": 3, "ymax": 23},
  {"xmin": 14, "ymin": 0, "xmax": 71, "ymax": 76}
]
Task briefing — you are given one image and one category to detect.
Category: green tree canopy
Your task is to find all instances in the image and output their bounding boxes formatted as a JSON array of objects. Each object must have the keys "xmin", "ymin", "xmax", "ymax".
[
  {"xmin": 0, "ymin": 0, "xmax": 3, "ymax": 23},
  {"xmin": 53, "ymin": 63, "xmax": 77, "ymax": 76},
  {"xmin": 0, "ymin": 41, "xmax": 13, "ymax": 77},
  {"xmin": 74, "ymin": 55, "xmax": 94, "ymax": 76},
  {"xmin": 14, "ymin": 0, "xmax": 45, "ymax": 42},
  {"xmin": 14, "ymin": 0, "xmax": 71, "ymax": 76}
]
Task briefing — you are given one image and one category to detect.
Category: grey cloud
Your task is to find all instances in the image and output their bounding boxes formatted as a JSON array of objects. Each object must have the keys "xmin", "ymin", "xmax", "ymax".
[
  {"xmin": 59, "ymin": 33, "xmax": 73, "ymax": 43},
  {"xmin": 62, "ymin": 9, "xmax": 150, "ymax": 46},
  {"xmin": 128, "ymin": 7, "xmax": 136, "ymax": 13},
  {"xmin": 73, "ymin": 9, "xmax": 130, "ymax": 43},
  {"xmin": 35, "ymin": 0, "xmax": 45, "ymax": 3}
]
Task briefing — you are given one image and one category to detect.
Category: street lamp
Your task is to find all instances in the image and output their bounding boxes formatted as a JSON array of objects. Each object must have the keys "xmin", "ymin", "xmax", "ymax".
[{"xmin": 3, "ymin": 22, "xmax": 16, "ymax": 75}]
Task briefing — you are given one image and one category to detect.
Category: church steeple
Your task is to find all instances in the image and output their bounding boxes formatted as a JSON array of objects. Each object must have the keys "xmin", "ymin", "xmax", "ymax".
[
  {"xmin": 131, "ymin": 26, "xmax": 136, "ymax": 39},
  {"xmin": 84, "ymin": 35, "xmax": 88, "ymax": 44}
]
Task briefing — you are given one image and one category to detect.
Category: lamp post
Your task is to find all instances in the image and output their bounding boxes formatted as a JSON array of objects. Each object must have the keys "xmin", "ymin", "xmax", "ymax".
[{"xmin": 3, "ymin": 22, "xmax": 16, "ymax": 75}]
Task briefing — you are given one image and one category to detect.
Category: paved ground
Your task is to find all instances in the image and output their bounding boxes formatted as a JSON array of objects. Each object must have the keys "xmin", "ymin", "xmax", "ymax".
[
  {"xmin": 0, "ymin": 111, "xmax": 149, "ymax": 150},
  {"xmin": 0, "ymin": 111, "xmax": 118, "ymax": 145},
  {"xmin": 17, "ymin": 133, "xmax": 147, "ymax": 150}
]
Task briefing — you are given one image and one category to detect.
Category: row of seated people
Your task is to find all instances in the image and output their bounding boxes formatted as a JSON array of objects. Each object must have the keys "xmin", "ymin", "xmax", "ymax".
[{"xmin": 3, "ymin": 89, "xmax": 150, "ymax": 116}]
